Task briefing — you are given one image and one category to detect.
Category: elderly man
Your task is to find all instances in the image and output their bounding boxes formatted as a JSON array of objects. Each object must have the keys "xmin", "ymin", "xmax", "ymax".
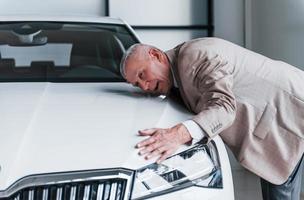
[{"xmin": 120, "ymin": 37, "xmax": 304, "ymax": 200}]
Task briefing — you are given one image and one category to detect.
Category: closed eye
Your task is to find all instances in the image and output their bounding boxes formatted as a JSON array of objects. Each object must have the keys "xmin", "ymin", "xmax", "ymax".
[{"xmin": 138, "ymin": 72, "xmax": 144, "ymax": 80}]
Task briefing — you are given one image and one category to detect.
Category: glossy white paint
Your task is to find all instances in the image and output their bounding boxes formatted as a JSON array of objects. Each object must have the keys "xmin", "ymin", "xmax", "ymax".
[{"xmin": 0, "ymin": 82, "xmax": 234, "ymax": 199}]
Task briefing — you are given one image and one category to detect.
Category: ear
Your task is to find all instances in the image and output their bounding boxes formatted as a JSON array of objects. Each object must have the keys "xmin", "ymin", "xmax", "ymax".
[{"xmin": 148, "ymin": 48, "xmax": 162, "ymax": 61}]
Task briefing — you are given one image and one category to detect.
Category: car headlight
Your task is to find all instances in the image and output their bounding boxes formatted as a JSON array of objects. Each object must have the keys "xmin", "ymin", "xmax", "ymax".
[{"xmin": 131, "ymin": 141, "xmax": 222, "ymax": 199}]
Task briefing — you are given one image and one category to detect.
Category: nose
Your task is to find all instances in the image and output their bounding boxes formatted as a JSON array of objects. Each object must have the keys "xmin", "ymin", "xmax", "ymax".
[{"xmin": 138, "ymin": 80, "xmax": 149, "ymax": 91}]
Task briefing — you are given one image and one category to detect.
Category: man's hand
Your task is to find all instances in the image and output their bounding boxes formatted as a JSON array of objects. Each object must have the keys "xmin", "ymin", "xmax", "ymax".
[{"xmin": 136, "ymin": 123, "xmax": 192, "ymax": 163}]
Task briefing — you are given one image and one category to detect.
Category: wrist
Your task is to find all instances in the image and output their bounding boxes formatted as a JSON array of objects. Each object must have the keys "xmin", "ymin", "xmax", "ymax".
[{"xmin": 175, "ymin": 123, "xmax": 193, "ymax": 144}]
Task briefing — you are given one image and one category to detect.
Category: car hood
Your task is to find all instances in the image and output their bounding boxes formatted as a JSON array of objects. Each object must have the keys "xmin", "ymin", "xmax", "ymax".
[{"xmin": 0, "ymin": 82, "xmax": 191, "ymax": 190}]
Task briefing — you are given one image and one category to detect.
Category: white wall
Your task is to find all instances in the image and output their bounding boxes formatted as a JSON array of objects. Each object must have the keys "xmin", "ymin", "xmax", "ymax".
[
  {"xmin": 109, "ymin": 0, "xmax": 209, "ymax": 51},
  {"xmin": 131, "ymin": 0, "xmax": 246, "ymax": 50},
  {"xmin": 0, "ymin": 0, "xmax": 106, "ymax": 16},
  {"xmin": 246, "ymin": 0, "xmax": 304, "ymax": 70},
  {"xmin": 214, "ymin": 0, "xmax": 245, "ymax": 46},
  {"xmin": 109, "ymin": 0, "xmax": 208, "ymax": 26},
  {"xmin": 135, "ymin": 30, "xmax": 208, "ymax": 51}
]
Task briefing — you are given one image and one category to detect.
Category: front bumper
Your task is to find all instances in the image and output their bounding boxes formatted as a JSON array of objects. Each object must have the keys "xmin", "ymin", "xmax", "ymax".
[{"xmin": 0, "ymin": 137, "xmax": 234, "ymax": 200}]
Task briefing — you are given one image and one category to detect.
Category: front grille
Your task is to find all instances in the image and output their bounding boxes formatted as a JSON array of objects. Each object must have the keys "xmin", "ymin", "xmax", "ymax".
[
  {"xmin": 9, "ymin": 179, "xmax": 126, "ymax": 200},
  {"xmin": 0, "ymin": 169, "xmax": 134, "ymax": 200}
]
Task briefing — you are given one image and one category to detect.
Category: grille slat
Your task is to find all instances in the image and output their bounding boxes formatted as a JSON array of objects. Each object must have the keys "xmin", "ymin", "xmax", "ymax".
[
  {"xmin": 109, "ymin": 183, "xmax": 116, "ymax": 200},
  {"xmin": 42, "ymin": 189, "xmax": 48, "ymax": 200},
  {"xmin": 56, "ymin": 188, "xmax": 63, "ymax": 200},
  {"xmin": 96, "ymin": 184, "xmax": 104, "ymax": 200},
  {"xmin": 28, "ymin": 190, "xmax": 34, "ymax": 200},
  {"xmin": 103, "ymin": 183, "xmax": 111, "ymax": 200},
  {"xmin": 115, "ymin": 181, "xmax": 124, "ymax": 200},
  {"xmin": 83, "ymin": 185, "xmax": 90, "ymax": 200},
  {"xmin": 70, "ymin": 186, "xmax": 77, "ymax": 200}
]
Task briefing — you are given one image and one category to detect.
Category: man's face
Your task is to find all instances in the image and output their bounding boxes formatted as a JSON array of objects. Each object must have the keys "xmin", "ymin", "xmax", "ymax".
[{"xmin": 125, "ymin": 48, "xmax": 172, "ymax": 95}]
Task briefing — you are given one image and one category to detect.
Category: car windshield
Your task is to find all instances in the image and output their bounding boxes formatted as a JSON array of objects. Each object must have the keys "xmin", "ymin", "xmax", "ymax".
[{"xmin": 0, "ymin": 21, "xmax": 138, "ymax": 82}]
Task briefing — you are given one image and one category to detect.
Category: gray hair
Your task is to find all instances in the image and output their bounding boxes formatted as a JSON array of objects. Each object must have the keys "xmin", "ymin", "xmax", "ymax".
[{"xmin": 119, "ymin": 43, "xmax": 159, "ymax": 79}]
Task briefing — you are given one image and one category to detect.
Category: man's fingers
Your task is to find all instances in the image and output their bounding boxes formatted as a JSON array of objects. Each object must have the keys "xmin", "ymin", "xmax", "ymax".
[
  {"xmin": 138, "ymin": 128, "xmax": 158, "ymax": 136},
  {"xmin": 144, "ymin": 146, "xmax": 166, "ymax": 160},
  {"xmin": 156, "ymin": 150, "xmax": 171, "ymax": 164},
  {"xmin": 136, "ymin": 136, "xmax": 156, "ymax": 148},
  {"xmin": 138, "ymin": 141, "xmax": 163, "ymax": 155}
]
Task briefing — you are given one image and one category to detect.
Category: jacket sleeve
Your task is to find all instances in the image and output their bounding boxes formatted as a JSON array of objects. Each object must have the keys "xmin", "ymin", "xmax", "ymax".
[{"xmin": 190, "ymin": 51, "xmax": 236, "ymax": 139}]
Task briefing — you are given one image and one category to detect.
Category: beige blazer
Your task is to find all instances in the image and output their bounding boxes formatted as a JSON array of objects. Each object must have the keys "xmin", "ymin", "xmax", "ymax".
[{"xmin": 166, "ymin": 37, "xmax": 304, "ymax": 185}]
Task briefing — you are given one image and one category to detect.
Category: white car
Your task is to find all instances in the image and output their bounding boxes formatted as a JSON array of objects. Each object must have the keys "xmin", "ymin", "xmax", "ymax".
[{"xmin": 0, "ymin": 16, "xmax": 234, "ymax": 200}]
